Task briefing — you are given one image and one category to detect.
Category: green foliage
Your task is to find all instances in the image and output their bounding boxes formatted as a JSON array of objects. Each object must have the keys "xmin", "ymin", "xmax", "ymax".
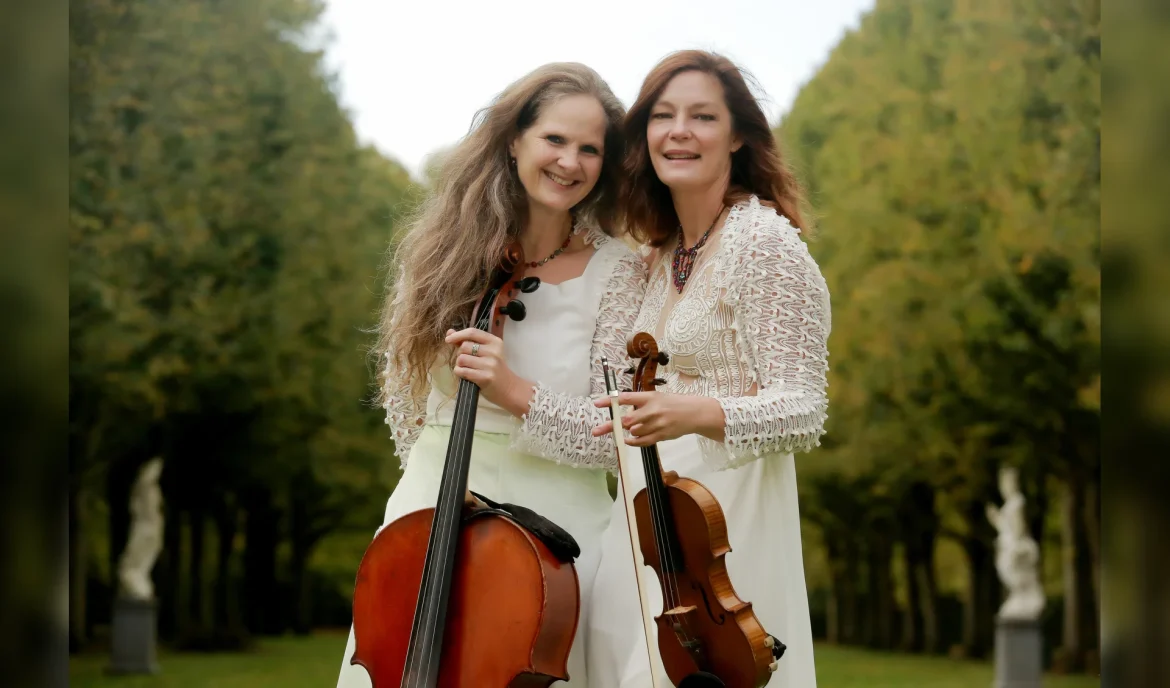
[
  {"xmin": 780, "ymin": 0, "xmax": 1099, "ymax": 657},
  {"xmin": 69, "ymin": 0, "xmax": 417, "ymax": 639}
]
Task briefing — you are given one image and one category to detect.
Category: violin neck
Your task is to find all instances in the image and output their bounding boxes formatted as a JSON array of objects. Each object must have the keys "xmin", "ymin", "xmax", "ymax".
[{"xmin": 640, "ymin": 444, "xmax": 686, "ymax": 574}]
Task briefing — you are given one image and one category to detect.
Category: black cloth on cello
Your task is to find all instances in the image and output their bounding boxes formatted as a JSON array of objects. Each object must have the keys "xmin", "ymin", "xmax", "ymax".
[{"xmin": 466, "ymin": 491, "xmax": 581, "ymax": 563}]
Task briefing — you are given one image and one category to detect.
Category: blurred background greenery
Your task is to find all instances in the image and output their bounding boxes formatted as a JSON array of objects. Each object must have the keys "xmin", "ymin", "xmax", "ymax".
[{"xmin": 50, "ymin": 0, "xmax": 1123, "ymax": 685}]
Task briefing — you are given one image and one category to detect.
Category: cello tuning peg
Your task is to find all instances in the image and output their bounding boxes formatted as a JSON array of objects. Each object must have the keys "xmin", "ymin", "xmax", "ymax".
[
  {"xmin": 657, "ymin": 352, "xmax": 670, "ymax": 365},
  {"xmin": 514, "ymin": 276, "xmax": 541, "ymax": 293},
  {"xmin": 651, "ymin": 377, "xmax": 667, "ymax": 387},
  {"xmin": 498, "ymin": 299, "xmax": 526, "ymax": 321},
  {"xmin": 624, "ymin": 367, "xmax": 636, "ymax": 375}
]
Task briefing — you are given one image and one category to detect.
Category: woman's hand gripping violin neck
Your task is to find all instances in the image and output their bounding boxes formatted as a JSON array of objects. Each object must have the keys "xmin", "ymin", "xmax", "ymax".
[{"xmin": 591, "ymin": 373, "xmax": 726, "ymax": 446}]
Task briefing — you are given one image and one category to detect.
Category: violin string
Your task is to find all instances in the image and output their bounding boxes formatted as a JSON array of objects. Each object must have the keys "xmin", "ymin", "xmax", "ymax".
[
  {"xmin": 642, "ymin": 442, "xmax": 697, "ymax": 652},
  {"xmin": 634, "ymin": 357, "xmax": 699, "ymax": 656}
]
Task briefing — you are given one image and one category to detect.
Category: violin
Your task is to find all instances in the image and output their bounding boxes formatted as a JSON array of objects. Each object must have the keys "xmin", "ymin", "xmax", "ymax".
[
  {"xmin": 608, "ymin": 332, "xmax": 785, "ymax": 688},
  {"xmin": 350, "ymin": 242, "xmax": 580, "ymax": 688}
]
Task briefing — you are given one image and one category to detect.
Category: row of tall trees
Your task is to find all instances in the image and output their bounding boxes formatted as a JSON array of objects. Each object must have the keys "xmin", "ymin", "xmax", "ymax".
[
  {"xmin": 69, "ymin": 0, "xmax": 414, "ymax": 648},
  {"xmin": 780, "ymin": 0, "xmax": 1099, "ymax": 670}
]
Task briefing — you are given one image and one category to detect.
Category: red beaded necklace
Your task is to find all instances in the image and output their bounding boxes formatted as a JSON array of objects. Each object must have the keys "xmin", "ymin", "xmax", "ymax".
[{"xmin": 671, "ymin": 206, "xmax": 723, "ymax": 293}]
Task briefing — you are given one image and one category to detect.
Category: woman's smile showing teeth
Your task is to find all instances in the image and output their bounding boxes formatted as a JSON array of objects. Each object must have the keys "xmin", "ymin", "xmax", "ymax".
[
  {"xmin": 663, "ymin": 149, "xmax": 700, "ymax": 161},
  {"xmin": 544, "ymin": 170, "xmax": 578, "ymax": 187}
]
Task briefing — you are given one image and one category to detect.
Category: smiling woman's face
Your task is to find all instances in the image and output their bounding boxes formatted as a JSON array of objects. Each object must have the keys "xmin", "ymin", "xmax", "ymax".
[
  {"xmin": 510, "ymin": 93, "xmax": 607, "ymax": 216},
  {"xmin": 646, "ymin": 70, "xmax": 741, "ymax": 192}
]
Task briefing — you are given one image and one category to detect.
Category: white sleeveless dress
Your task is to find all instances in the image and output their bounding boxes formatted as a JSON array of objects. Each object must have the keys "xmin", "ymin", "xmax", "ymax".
[
  {"xmin": 335, "ymin": 226, "xmax": 646, "ymax": 687},
  {"xmin": 585, "ymin": 197, "xmax": 831, "ymax": 687}
]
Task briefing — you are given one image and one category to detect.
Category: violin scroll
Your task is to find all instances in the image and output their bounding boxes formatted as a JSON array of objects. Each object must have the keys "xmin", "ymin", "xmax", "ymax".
[{"xmin": 626, "ymin": 332, "xmax": 671, "ymax": 393}]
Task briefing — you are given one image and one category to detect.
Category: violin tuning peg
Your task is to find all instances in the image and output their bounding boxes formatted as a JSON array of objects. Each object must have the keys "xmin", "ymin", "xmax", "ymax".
[
  {"xmin": 514, "ymin": 276, "xmax": 541, "ymax": 293},
  {"xmin": 764, "ymin": 636, "xmax": 774, "ymax": 649},
  {"xmin": 498, "ymin": 299, "xmax": 526, "ymax": 321},
  {"xmin": 657, "ymin": 352, "xmax": 670, "ymax": 365},
  {"xmin": 768, "ymin": 661, "xmax": 779, "ymax": 672},
  {"xmin": 624, "ymin": 367, "xmax": 636, "ymax": 375},
  {"xmin": 651, "ymin": 377, "xmax": 667, "ymax": 387}
]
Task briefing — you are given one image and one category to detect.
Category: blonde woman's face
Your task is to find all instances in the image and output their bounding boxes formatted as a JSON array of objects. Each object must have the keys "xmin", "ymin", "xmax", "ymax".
[{"xmin": 510, "ymin": 94, "xmax": 607, "ymax": 216}]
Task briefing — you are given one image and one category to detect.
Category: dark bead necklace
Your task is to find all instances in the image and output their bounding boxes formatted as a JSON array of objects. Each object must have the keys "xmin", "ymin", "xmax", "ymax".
[
  {"xmin": 671, "ymin": 206, "xmax": 723, "ymax": 293},
  {"xmin": 526, "ymin": 227, "xmax": 575, "ymax": 268}
]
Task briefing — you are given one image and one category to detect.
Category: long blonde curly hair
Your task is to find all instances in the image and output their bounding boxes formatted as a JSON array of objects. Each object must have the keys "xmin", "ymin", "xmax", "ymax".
[{"xmin": 372, "ymin": 63, "xmax": 627, "ymax": 404}]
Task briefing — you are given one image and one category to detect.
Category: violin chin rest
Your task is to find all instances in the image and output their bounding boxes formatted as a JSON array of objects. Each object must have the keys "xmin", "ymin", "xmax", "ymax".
[{"xmin": 677, "ymin": 671, "xmax": 726, "ymax": 688}]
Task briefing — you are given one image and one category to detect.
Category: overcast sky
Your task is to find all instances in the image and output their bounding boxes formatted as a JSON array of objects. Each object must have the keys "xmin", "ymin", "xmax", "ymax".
[{"xmin": 320, "ymin": 0, "xmax": 875, "ymax": 179}]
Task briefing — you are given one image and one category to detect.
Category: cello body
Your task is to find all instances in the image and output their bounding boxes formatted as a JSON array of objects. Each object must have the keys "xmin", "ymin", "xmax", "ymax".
[
  {"xmin": 350, "ymin": 242, "xmax": 580, "ymax": 688},
  {"xmin": 351, "ymin": 509, "xmax": 579, "ymax": 687}
]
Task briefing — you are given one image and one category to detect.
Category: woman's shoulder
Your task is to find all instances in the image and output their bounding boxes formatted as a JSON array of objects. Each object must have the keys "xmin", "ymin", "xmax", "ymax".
[
  {"xmin": 726, "ymin": 195, "xmax": 804, "ymax": 247},
  {"xmin": 583, "ymin": 226, "xmax": 646, "ymax": 276}
]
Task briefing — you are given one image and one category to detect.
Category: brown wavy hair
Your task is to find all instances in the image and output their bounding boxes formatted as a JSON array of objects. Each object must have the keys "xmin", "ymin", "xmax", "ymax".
[
  {"xmin": 372, "ymin": 63, "xmax": 626, "ymax": 403},
  {"xmin": 621, "ymin": 50, "xmax": 812, "ymax": 246}
]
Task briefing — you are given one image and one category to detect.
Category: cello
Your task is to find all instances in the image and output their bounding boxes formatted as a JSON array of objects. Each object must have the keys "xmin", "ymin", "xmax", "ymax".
[
  {"xmin": 606, "ymin": 332, "xmax": 786, "ymax": 688},
  {"xmin": 350, "ymin": 241, "xmax": 580, "ymax": 688}
]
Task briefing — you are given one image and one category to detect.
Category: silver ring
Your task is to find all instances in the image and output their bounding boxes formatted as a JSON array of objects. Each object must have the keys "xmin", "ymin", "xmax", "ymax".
[{"xmin": 470, "ymin": 343, "xmax": 480, "ymax": 356}]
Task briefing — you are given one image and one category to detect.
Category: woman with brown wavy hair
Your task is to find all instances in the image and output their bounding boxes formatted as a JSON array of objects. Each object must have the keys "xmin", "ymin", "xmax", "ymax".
[
  {"xmin": 586, "ymin": 50, "xmax": 828, "ymax": 686},
  {"xmin": 335, "ymin": 62, "xmax": 646, "ymax": 688}
]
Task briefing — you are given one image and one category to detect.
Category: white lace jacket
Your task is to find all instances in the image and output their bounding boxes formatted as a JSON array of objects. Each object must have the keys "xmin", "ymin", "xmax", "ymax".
[
  {"xmin": 635, "ymin": 196, "xmax": 831, "ymax": 471},
  {"xmin": 380, "ymin": 227, "xmax": 646, "ymax": 471}
]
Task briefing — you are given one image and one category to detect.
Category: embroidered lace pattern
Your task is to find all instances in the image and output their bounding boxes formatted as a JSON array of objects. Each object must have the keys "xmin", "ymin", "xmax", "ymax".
[
  {"xmin": 380, "ymin": 228, "xmax": 646, "ymax": 470},
  {"xmin": 638, "ymin": 197, "xmax": 832, "ymax": 471},
  {"xmin": 380, "ymin": 272, "xmax": 428, "ymax": 465},
  {"xmin": 511, "ymin": 230, "xmax": 646, "ymax": 469}
]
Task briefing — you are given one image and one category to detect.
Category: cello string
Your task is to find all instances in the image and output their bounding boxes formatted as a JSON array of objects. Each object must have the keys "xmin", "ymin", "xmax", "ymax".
[{"xmin": 412, "ymin": 289, "xmax": 496, "ymax": 683}]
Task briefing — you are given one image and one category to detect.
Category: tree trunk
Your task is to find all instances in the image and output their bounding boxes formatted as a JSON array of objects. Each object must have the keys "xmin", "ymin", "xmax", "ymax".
[
  {"xmin": 213, "ymin": 495, "xmax": 240, "ymax": 633},
  {"xmin": 244, "ymin": 487, "xmax": 282, "ymax": 635},
  {"xmin": 289, "ymin": 495, "xmax": 313, "ymax": 635},
  {"xmin": 1060, "ymin": 471, "xmax": 1098, "ymax": 671},
  {"xmin": 870, "ymin": 531, "xmax": 895, "ymax": 650},
  {"xmin": 842, "ymin": 540, "xmax": 860, "ymax": 645},
  {"xmin": 68, "ymin": 483, "xmax": 87, "ymax": 652},
  {"xmin": 961, "ymin": 523, "xmax": 997, "ymax": 657},
  {"xmin": 1084, "ymin": 476, "xmax": 1100, "ymax": 624},
  {"xmin": 825, "ymin": 536, "xmax": 844, "ymax": 645},
  {"xmin": 158, "ymin": 499, "xmax": 184, "ymax": 641},
  {"xmin": 899, "ymin": 480, "xmax": 940, "ymax": 654},
  {"xmin": 106, "ymin": 458, "xmax": 132, "ymax": 597},
  {"xmin": 918, "ymin": 539, "xmax": 941, "ymax": 655},
  {"xmin": 188, "ymin": 507, "xmax": 207, "ymax": 637},
  {"xmin": 901, "ymin": 543, "xmax": 922, "ymax": 652}
]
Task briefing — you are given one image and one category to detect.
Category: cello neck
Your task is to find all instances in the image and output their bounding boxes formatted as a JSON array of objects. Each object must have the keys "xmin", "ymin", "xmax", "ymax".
[{"xmin": 400, "ymin": 293, "xmax": 498, "ymax": 688}]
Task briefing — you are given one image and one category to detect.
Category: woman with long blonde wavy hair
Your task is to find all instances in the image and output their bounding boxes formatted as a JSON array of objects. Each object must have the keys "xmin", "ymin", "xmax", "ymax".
[{"xmin": 335, "ymin": 62, "xmax": 647, "ymax": 688}]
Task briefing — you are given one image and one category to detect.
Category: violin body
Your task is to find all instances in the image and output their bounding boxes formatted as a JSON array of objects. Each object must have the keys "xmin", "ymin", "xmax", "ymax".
[
  {"xmin": 618, "ymin": 331, "xmax": 785, "ymax": 688},
  {"xmin": 632, "ymin": 473, "xmax": 775, "ymax": 688},
  {"xmin": 351, "ymin": 508, "xmax": 579, "ymax": 687}
]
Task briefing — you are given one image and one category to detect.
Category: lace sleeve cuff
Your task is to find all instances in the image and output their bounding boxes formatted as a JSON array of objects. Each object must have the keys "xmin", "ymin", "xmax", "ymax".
[
  {"xmin": 381, "ymin": 353, "xmax": 427, "ymax": 469},
  {"xmin": 510, "ymin": 382, "xmax": 618, "ymax": 470},
  {"xmin": 697, "ymin": 390, "xmax": 828, "ymax": 471}
]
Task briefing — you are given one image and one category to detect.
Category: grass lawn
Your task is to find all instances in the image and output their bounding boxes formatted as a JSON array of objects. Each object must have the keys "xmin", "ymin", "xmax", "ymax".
[{"xmin": 69, "ymin": 631, "xmax": 1101, "ymax": 687}]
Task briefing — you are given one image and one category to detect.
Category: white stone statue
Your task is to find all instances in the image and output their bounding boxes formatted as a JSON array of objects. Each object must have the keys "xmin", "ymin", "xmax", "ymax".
[
  {"xmin": 117, "ymin": 458, "xmax": 165, "ymax": 601},
  {"xmin": 986, "ymin": 466, "xmax": 1045, "ymax": 621}
]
